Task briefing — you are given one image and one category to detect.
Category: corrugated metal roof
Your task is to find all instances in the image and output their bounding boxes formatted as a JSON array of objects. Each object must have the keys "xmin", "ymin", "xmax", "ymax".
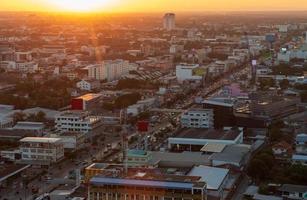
[{"xmin": 188, "ymin": 165, "xmax": 229, "ymax": 190}]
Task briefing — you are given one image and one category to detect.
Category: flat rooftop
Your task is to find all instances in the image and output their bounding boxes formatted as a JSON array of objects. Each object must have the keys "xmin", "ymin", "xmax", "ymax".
[
  {"xmin": 151, "ymin": 151, "xmax": 211, "ymax": 167},
  {"xmin": 210, "ymin": 144, "xmax": 251, "ymax": 164},
  {"xmin": 188, "ymin": 165, "xmax": 229, "ymax": 190},
  {"xmin": 90, "ymin": 168, "xmax": 205, "ymax": 189},
  {"xmin": 57, "ymin": 110, "xmax": 89, "ymax": 117},
  {"xmin": 20, "ymin": 137, "xmax": 61, "ymax": 143},
  {"xmin": 75, "ymin": 93, "xmax": 102, "ymax": 101},
  {"xmin": 173, "ymin": 128, "xmax": 241, "ymax": 141},
  {"xmin": 13, "ymin": 121, "xmax": 45, "ymax": 130}
]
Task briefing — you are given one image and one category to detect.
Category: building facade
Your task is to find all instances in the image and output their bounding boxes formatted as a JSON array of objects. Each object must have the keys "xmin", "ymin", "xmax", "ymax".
[
  {"xmin": 163, "ymin": 13, "xmax": 176, "ymax": 31},
  {"xmin": 89, "ymin": 171, "xmax": 207, "ymax": 200},
  {"xmin": 19, "ymin": 137, "xmax": 64, "ymax": 165},
  {"xmin": 88, "ymin": 60, "xmax": 131, "ymax": 82},
  {"xmin": 55, "ymin": 111, "xmax": 102, "ymax": 133},
  {"xmin": 181, "ymin": 109, "xmax": 214, "ymax": 129}
]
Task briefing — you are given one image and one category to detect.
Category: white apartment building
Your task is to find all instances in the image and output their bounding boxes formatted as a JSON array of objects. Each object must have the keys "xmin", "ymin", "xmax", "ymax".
[
  {"xmin": 16, "ymin": 61, "xmax": 38, "ymax": 73},
  {"xmin": 55, "ymin": 110, "xmax": 102, "ymax": 133},
  {"xmin": 15, "ymin": 51, "xmax": 32, "ymax": 62},
  {"xmin": 181, "ymin": 109, "xmax": 214, "ymax": 128},
  {"xmin": 163, "ymin": 13, "xmax": 176, "ymax": 31},
  {"xmin": 19, "ymin": 137, "xmax": 64, "ymax": 165},
  {"xmin": 87, "ymin": 60, "xmax": 131, "ymax": 82},
  {"xmin": 76, "ymin": 79, "xmax": 100, "ymax": 91},
  {"xmin": 176, "ymin": 63, "xmax": 203, "ymax": 83}
]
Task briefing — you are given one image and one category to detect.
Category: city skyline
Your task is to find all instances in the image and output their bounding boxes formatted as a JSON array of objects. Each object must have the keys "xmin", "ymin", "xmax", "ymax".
[{"xmin": 3, "ymin": 0, "xmax": 307, "ymax": 12}]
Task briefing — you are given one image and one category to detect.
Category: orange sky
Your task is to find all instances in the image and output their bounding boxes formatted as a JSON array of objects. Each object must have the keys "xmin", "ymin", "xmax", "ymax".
[{"xmin": 2, "ymin": 0, "xmax": 307, "ymax": 12}]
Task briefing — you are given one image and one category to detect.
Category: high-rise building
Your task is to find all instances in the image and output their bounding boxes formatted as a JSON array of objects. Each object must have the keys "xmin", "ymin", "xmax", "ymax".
[
  {"xmin": 87, "ymin": 60, "xmax": 131, "ymax": 81},
  {"xmin": 163, "ymin": 13, "xmax": 176, "ymax": 31}
]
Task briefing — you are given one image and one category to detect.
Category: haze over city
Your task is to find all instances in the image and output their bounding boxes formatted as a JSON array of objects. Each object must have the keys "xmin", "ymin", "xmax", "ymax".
[
  {"xmin": 0, "ymin": 1, "xmax": 307, "ymax": 200},
  {"xmin": 3, "ymin": 0, "xmax": 307, "ymax": 12}
]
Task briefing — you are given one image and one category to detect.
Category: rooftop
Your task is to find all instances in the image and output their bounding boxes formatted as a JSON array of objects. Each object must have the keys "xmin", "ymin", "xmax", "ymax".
[
  {"xmin": 173, "ymin": 128, "xmax": 241, "ymax": 141},
  {"xmin": 200, "ymin": 143, "xmax": 226, "ymax": 153},
  {"xmin": 188, "ymin": 165, "xmax": 229, "ymax": 190},
  {"xmin": 90, "ymin": 168, "xmax": 205, "ymax": 190},
  {"xmin": 151, "ymin": 151, "xmax": 211, "ymax": 167},
  {"xmin": 20, "ymin": 137, "xmax": 61, "ymax": 143},
  {"xmin": 279, "ymin": 184, "xmax": 307, "ymax": 193},
  {"xmin": 210, "ymin": 144, "xmax": 251, "ymax": 164},
  {"xmin": 13, "ymin": 121, "xmax": 45, "ymax": 130},
  {"xmin": 75, "ymin": 93, "xmax": 102, "ymax": 101}
]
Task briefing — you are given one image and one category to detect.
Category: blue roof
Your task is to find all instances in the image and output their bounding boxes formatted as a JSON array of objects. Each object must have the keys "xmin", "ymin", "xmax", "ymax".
[
  {"xmin": 292, "ymin": 154, "xmax": 307, "ymax": 161},
  {"xmin": 90, "ymin": 177, "xmax": 194, "ymax": 190},
  {"xmin": 296, "ymin": 134, "xmax": 307, "ymax": 142}
]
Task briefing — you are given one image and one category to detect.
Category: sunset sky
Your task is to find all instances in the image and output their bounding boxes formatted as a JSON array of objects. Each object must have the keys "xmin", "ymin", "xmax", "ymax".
[{"xmin": 2, "ymin": 0, "xmax": 307, "ymax": 12}]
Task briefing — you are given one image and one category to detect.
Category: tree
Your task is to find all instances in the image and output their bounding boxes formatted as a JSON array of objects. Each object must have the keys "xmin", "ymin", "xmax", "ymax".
[
  {"xmin": 301, "ymin": 91, "xmax": 307, "ymax": 103},
  {"xmin": 269, "ymin": 127, "xmax": 282, "ymax": 143},
  {"xmin": 35, "ymin": 111, "xmax": 46, "ymax": 122},
  {"xmin": 247, "ymin": 149, "xmax": 275, "ymax": 183},
  {"xmin": 13, "ymin": 112, "xmax": 26, "ymax": 123},
  {"xmin": 279, "ymin": 79, "xmax": 290, "ymax": 90},
  {"xmin": 114, "ymin": 93, "xmax": 141, "ymax": 109},
  {"xmin": 247, "ymin": 159, "xmax": 270, "ymax": 182},
  {"xmin": 259, "ymin": 78, "xmax": 275, "ymax": 90}
]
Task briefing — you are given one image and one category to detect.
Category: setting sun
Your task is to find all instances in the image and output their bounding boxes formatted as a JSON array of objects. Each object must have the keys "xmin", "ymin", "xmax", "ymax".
[{"xmin": 50, "ymin": 0, "xmax": 110, "ymax": 12}]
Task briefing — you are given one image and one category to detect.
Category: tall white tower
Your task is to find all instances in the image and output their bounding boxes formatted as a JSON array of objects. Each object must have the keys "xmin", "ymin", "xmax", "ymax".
[{"xmin": 163, "ymin": 13, "xmax": 175, "ymax": 31}]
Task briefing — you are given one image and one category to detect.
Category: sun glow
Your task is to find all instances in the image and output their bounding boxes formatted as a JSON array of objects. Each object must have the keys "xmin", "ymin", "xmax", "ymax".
[{"xmin": 50, "ymin": 0, "xmax": 110, "ymax": 12}]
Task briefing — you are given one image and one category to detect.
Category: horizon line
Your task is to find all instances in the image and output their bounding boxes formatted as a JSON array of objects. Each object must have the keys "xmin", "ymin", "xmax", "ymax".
[{"xmin": 2, "ymin": 9, "xmax": 307, "ymax": 14}]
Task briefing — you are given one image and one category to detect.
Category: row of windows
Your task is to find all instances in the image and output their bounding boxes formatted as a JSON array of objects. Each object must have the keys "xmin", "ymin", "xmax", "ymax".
[
  {"xmin": 22, "ymin": 154, "xmax": 53, "ymax": 160},
  {"xmin": 57, "ymin": 118, "xmax": 82, "ymax": 121},
  {"xmin": 60, "ymin": 128, "xmax": 89, "ymax": 132},
  {"xmin": 89, "ymin": 193, "xmax": 194, "ymax": 200},
  {"xmin": 60, "ymin": 123, "xmax": 89, "ymax": 127},
  {"xmin": 184, "ymin": 113, "xmax": 210, "ymax": 117},
  {"xmin": 22, "ymin": 148, "xmax": 53, "ymax": 153}
]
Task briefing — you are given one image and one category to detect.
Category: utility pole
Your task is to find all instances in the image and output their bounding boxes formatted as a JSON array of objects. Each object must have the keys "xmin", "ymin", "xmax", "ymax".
[{"xmin": 120, "ymin": 109, "xmax": 128, "ymax": 174}]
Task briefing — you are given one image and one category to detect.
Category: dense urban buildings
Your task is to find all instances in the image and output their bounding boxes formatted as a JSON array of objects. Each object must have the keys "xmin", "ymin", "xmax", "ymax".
[{"xmin": 0, "ymin": 6, "xmax": 307, "ymax": 200}]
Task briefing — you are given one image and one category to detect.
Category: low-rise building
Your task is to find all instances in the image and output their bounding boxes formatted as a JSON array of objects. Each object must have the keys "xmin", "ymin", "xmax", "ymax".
[
  {"xmin": 88, "ymin": 168, "xmax": 207, "ymax": 200},
  {"xmin": 76, "ymin": 79, "xmax": 101, "ymax": 91},
  {"xmin": 176, "ymin": 63, "xmax": 203, "ymax": 83},
  {"xmin": 296, "ymin": 133, "xmax": 307, "ymax": 155},
  {"xmin": 168, "ymin": 127, "xmax": 244, "ymax": 152},
  {"xmin": 13, "ymin": 121, "xmax": 45, "ymax": 135},
  {"xmin": 181, "ymin": 108, "xmax": 214, "ymax": 129},
  {"xmin": 19, "ymin": 137, "xmax": 64, "ymax": 165},
  {"xmin": 279, "ymin": 184, "xmax": 307, "ymax": 200},
  {"xmin": 210, "ymin": 144, "xmax": 251, "ymax": 169},
  {"xmin": 55, "ymin": 110, "xmax": 102, "ymax": 133},
  {"xmin": 71, "ymin": 93, "xmax": 102, "ymax": 111},
  {"xmin": 52, "ymin": 132, "xmax": 87, "ymax": 152}
]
